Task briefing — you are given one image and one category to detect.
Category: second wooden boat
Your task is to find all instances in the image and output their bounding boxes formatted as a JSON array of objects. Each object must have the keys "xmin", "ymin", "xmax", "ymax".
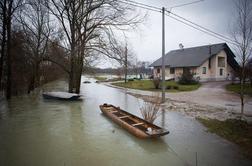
[{"xmin": 100, "ymin": 103, "xmax": 169, "ymax": 139}]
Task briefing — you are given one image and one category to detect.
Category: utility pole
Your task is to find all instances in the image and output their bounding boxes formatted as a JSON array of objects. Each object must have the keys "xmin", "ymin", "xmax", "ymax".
[
  {"xmin": 161, "ymin": 7, "xmax": 165, "ymax": 103},
  {"xmin": 124, "ymin": 43, "xmax": 128, "ymax": 83}
]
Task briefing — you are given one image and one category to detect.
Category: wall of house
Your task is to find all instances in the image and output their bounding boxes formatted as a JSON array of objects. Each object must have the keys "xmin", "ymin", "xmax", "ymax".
[
  {"xmin": 227, "ymin": 63, "xmax": 235, "ymax": 80},
  {"xmin": 196, "ymin": 60, "xmax": 210, "ymax": 81},
  {"xmin": 196, "ymin": 50, "xmax": 232, "ymax": 81},
  {"xmin": 153, "ymin": 67, "xmax": 176, "ymax": 80},
  {"xmin": 215, "ymin": 50, "xmax": 228, "ymax": 80},
  {"xmin": 153, "ymin": 67, "xmax": 161, "ymax": 78}
]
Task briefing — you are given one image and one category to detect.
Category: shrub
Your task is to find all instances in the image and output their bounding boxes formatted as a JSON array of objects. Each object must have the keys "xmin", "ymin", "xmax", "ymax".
[
  {"xmin": 178, "ymin": 72, "xmax": 198, "ymax": 85},
  {"xmin": 173, "ymin": 86, "xmax": 179, "ymax": 90},
  {"xmin": 166, "ymin": 85, "xmax": 171, "ymax": 89},
  {"xmin": 140, "ymin": 95, "xmax": 161, "ymax": 123},
  {"xmin": 152, "ymin": 78, "xmax": 161, "ymax": 89}
]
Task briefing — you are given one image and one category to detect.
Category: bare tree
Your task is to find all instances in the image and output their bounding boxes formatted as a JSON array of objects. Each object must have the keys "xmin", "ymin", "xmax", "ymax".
[
  {"xmin": 46, "ymin": 0, "xmax": 142, "ymax": 93},
  {"xmin": 109, "ymin": 40, "xmax": 136, "ymax": 83},
  {"xmin": 0, "ymin": 0, "xmax": 7, "ymax": 91},
  {"xmin": 18, "ymin": 0, "xmax": 53, "ymax": 92},
  {"xmin": 140, "ymin": 95, "xmax": 161, "ymax": 123},
  {"xmin": 231, "ymin": 0, "xmax": 252, "ymax": 115},
  {"xmin": 0, "ymin": 0, "xmax": 23, "ymax": 99}
]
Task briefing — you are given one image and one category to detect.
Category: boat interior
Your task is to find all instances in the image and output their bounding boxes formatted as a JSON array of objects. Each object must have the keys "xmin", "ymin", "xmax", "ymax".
[{"xmin": 102, "ymin": 105, "xmax": 160, "ymax": 132}]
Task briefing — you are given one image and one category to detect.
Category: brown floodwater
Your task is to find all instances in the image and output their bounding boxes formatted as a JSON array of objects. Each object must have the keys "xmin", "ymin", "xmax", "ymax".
[{"xmin": 0, "ymin": 76, "xmax": 251, "ymax": 166}]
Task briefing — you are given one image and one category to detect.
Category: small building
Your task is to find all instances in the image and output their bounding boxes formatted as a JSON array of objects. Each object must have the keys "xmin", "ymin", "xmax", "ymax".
[{"xmin": 150, "ymin": 43, "xmax": 239, "ymax": 82}]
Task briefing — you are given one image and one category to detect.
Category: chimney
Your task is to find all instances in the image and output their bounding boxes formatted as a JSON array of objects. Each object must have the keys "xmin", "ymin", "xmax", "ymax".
[{"xmin": 179, "ymin": 43, "xmax": 184, "ymax": 50}]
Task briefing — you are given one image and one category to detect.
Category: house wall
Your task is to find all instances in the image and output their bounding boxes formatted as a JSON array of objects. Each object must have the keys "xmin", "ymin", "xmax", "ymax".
[
  {"xmin": 196, "ymin": 50, "xmax": 232, "ymax": 81},
  {"xmin": 153, "ymin": 67, "xmax": 161, "ymax": 78},
  {"xmin": 153, "ymin": 67, "xmax": 176, "ymax": 80}
]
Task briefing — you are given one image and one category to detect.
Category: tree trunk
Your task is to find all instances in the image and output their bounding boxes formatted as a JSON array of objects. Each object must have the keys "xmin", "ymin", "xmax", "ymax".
[
  {"xmin": 68, "ymin": 16, "xmax": 76, "ymax": 93},
  {"xmin": 28, "ymin": 61, "xmax": 40, "ymax": 93},
  {"xmin": 75, "ymin": 46, "xmax": 84, "ymax": 94},
  {"xmin": 68, "ymin": 47, "xmax": 75, "ymax": 93},
  {"xmin": 34, "ymin": 61, "xmax": 40, "ymax": 88},
  {"xmin": 28, "ymin": 74, "xmax": 35, "ymax": 94},
  {"xmin": 6, "ymin": 7, "xmax": 12, "ymax": 99},
  {"xmin": 75, "ymin": 66, "xmax": 82, "ymax": 94},
  {"xmin": 124, "ymin": 45, "xmax": 128, "ymax": 83},
  {"xmin": 240, "ymin": 60, "xmax": 246, "ymax": 116},
  {"xmin": 0, "ymin": 0, "xmax": 7, "ymax": 91},
  {"xmin": 240, "ymin": 79, "xmax": 244, "ymax": 115}
]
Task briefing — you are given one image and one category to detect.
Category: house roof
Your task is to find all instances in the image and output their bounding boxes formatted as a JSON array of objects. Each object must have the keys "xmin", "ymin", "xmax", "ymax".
[{"xmin": 150, "ymin": 43, "xmax": 236, "ymax": 68}]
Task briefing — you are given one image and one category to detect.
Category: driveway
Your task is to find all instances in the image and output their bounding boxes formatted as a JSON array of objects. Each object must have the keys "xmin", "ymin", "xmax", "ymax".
[
  {"xmin": 165, "ymin": 81, "xmax": 252, "ymax": 115},
  {"xmin": 109, "ymin": 81, "xmax": 252, "ymax": 116}
]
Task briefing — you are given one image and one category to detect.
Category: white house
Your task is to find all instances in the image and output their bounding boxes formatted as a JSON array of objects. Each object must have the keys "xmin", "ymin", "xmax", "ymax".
[{"xmin": 150, "ymin": 43, "xmax": 239, "ymax": 82}]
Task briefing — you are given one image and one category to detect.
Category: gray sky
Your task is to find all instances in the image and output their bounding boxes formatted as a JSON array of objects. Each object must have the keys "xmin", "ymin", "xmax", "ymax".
[{"xmin": 100, "ymin": 0, "xmax": 236, "ymax": 68}]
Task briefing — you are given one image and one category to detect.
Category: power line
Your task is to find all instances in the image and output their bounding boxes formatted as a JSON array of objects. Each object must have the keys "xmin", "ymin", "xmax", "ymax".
[
  {"xmin": 118, "ymin": 0, "xmax": 161, "ymax": 13},
  {"xmin": 169, "ymin": 0, "xmax": 204, "ymax": 9},
  {"xmin": 165, "ymin": 13, "xmax": 238, "ymax": 45},
  {"xmin": 124, "ymin": 0, "xmax": 161, "ymax": 10},
  {"xmin": 119, "ymin": 0, "xmax": 238, "ymax": 45},
  {"xmin": 167, "ymin": 10, "xmax": 238, "ymax": 44}
]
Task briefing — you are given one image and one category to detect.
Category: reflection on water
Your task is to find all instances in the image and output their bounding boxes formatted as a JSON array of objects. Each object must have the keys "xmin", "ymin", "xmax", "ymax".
[{"xmin": 0, "ymin": 76, "xmax": 251, "ymax": 166}]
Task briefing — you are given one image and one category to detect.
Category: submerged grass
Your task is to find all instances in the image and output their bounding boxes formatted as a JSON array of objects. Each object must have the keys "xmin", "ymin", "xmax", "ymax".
[
  {"xmin": 226, "ymin": 83, "xmax": 252, "ymax": 96},
  {"xmin": 112, "ymin": 80, "xmax": 200, "ymax": 92},
  {"xmin": 197, "ymin": 118, "xmax": 252, "ymax": 159}
]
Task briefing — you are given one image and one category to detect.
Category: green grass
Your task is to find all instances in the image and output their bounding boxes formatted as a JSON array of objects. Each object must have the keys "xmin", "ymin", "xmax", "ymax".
[
  {"xmin": 112, "ymin": 80, "xmax": 200, "ymax": 92},
  {"xmin": 226, "ymin": 83, "xmax": 252, "ymax": 96},
  {"xmin": 197, "ymin": 118, "xmax": 252, "ymax": 159},
  {"xmin": 94, "ymin": 76, "xmax": 123, "ymax": 82}
]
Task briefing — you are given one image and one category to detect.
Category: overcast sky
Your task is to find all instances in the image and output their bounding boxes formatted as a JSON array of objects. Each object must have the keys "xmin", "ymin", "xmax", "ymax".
[{"xmin": 99, "ymin": 0, "xmax": 236, "ymax": 68}]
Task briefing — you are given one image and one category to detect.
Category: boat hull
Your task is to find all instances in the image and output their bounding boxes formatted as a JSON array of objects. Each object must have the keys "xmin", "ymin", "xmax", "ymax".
[{"xmin": 100, "ymin": 104, "xmax": 169, "ymax": 139}]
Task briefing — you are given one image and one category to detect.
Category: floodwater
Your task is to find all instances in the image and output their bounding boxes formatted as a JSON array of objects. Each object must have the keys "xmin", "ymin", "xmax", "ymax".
[{"xmin": 0, "ymin": 76, "xmax": 251, "ymax": 166}]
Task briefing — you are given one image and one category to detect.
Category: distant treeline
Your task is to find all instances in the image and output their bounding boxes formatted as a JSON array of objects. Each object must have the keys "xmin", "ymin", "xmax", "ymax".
[{"xmin": 84, "ymin": 67, "xmax": 153, "ymax": 76}]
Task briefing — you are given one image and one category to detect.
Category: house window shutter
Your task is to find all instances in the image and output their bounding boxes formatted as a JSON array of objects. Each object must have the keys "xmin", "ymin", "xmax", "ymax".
[
  {"xmin": 220, "ymin": 68, "xmax": 223, "ymax": 76},
  {"xmin": 208, "ymin": 58, "xmax": 211, "ymax": 69}
]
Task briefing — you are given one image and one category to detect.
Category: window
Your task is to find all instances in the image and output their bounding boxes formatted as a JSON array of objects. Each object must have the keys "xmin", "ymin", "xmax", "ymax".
[
  {"xmin": 220, "ymin": 68, "xmax": 223, "ymax": 76},
  {"xmin": 170, "ymin": 68, "xmax": 175, "ymax": 74},
  {"xmin": 218, "ymin": 57, "xmax": 225, "ymax": 67},
  {"xmin": 202, "ymin": 67, "xmax": 207, "ymax": 74},
  {"xmin": 157, "ymin": 68, "xmax": 160, "ymax": 74}
]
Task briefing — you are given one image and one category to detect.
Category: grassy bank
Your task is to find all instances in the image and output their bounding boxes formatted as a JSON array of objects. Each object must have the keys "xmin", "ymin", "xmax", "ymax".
[
  {"xmin": 94, "ymin": 76, "xmax": 107, "ymax": 81},
  {"xmin": 197, "ymin": 118, "xmax": 252, "ymax": 159},
  {"xmin": 226, "ymin": 83, "xmax": 252, "ymax": 96},
  {"xmin": 112, "ymin": 80, "xmax": 200, "ymax": 92},
  {"xmin": 94, "ymin": 76, "xmax": 123, "ymax": 82}
]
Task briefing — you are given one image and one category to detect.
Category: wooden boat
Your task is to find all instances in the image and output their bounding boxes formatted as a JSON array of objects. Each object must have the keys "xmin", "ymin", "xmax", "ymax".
[
  {"xmin": 83, "ymin": 81, "xmax": 91, "ymax": 84},
  {"xmin": 100, "ymin": 103, "xmax": 169, "ymax": 138},
  {"xmin": 42, "ymin": 91, "xmax": 81, "ymax": 101}
]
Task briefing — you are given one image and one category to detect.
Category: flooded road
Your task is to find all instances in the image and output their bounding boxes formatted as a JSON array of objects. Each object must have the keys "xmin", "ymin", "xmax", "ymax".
[{"xmin": 0, "ymin": 76, "xmax": 251, "ymax": 166}]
